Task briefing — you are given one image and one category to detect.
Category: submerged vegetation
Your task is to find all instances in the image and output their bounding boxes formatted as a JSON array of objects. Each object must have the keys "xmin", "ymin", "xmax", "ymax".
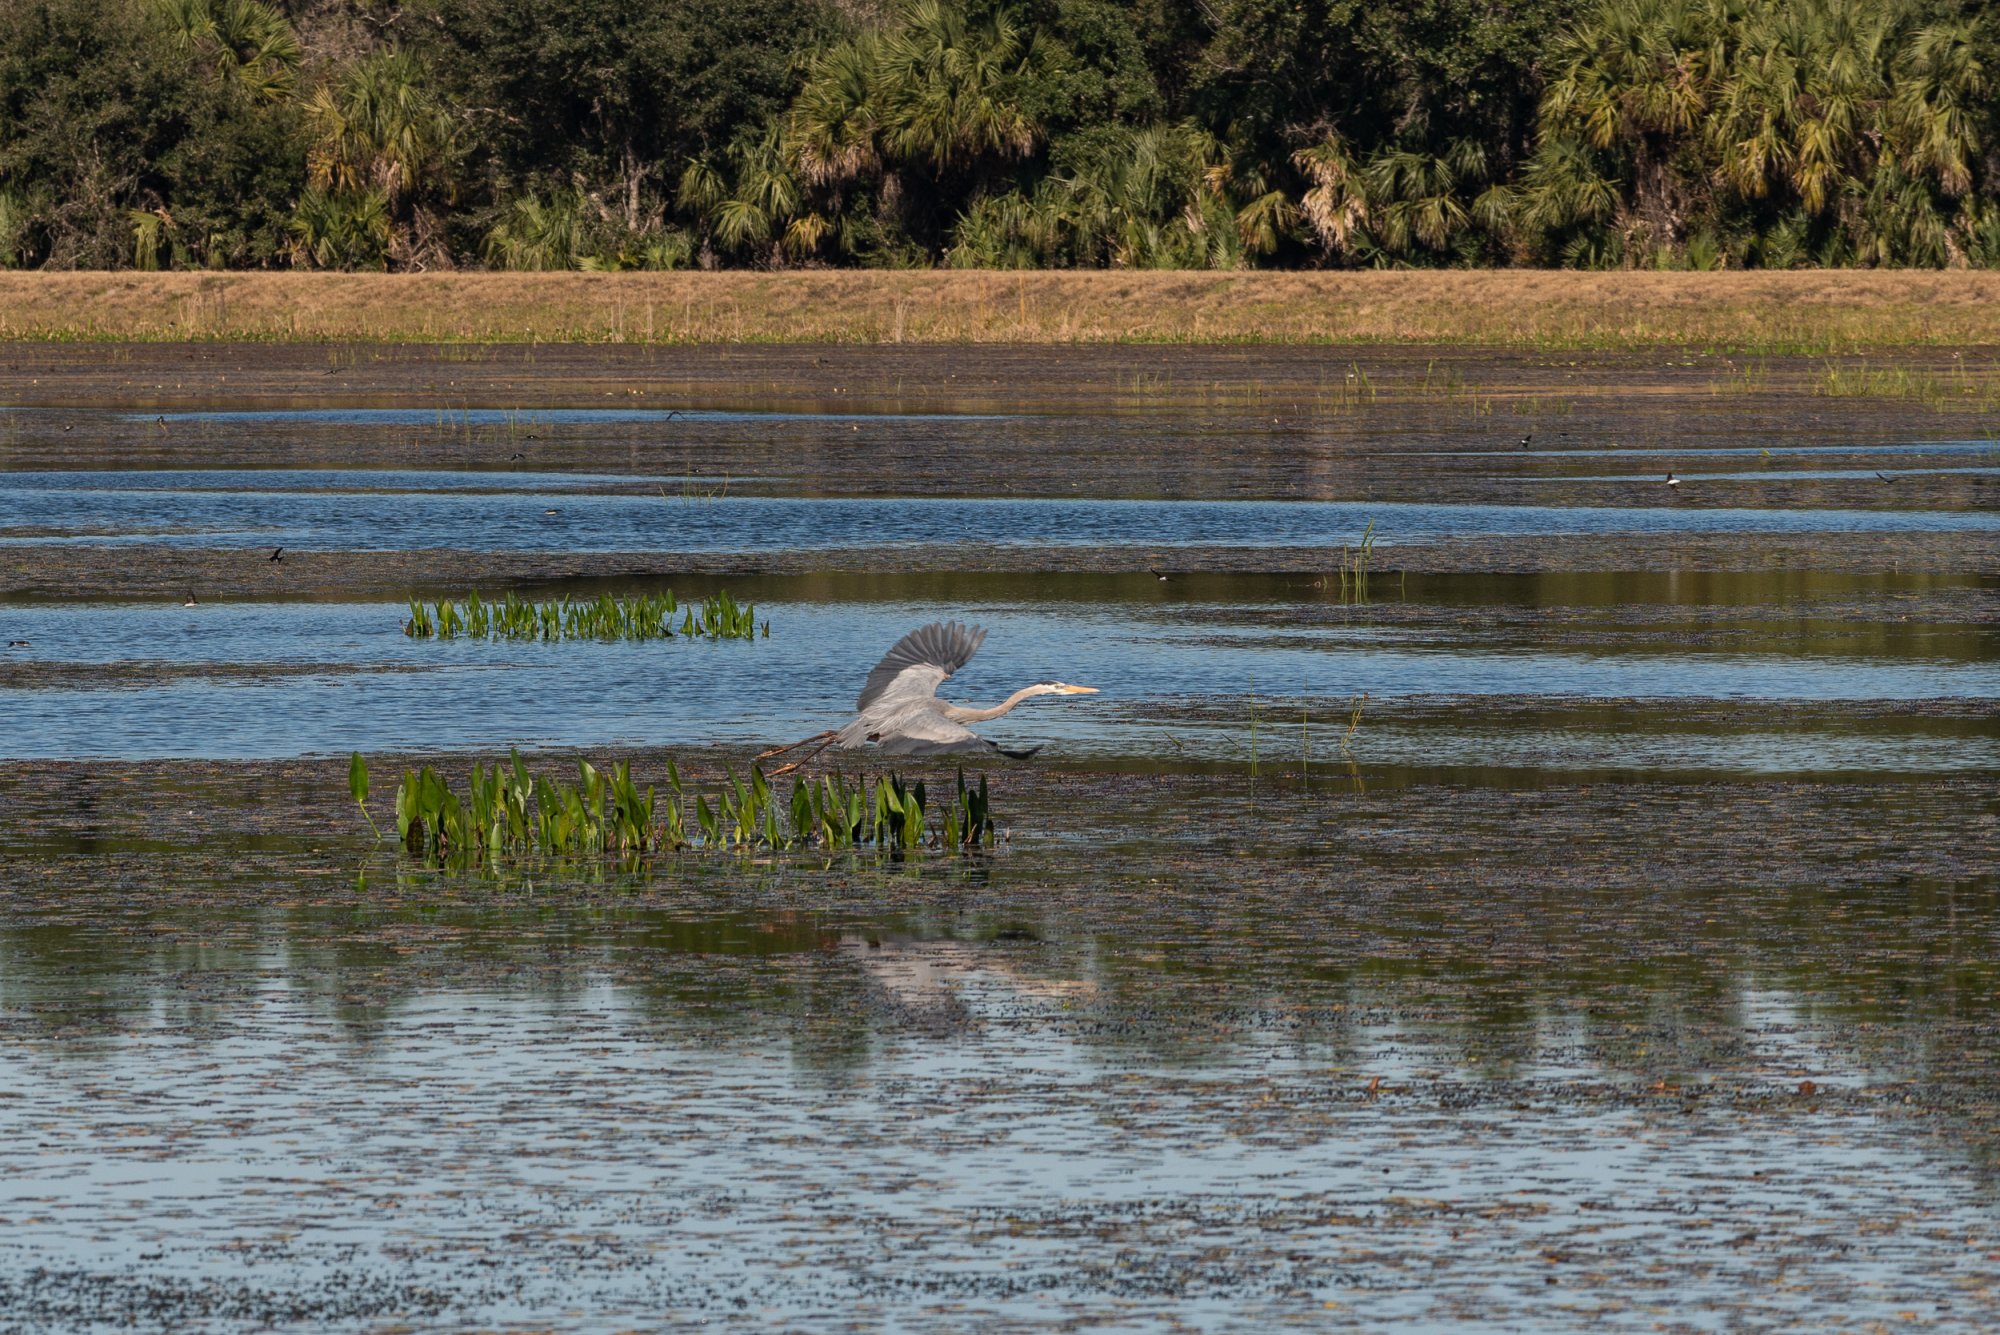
[
  {"xmin": 3, "ymin": 0, "xmax": 1998, "ymax": 274},
  {"xmin": 353, "ymin": 751, "xmax": 995, "ymax": 871},
  {"xmin": 404, "ymin": 590, "xmax": 762, "ymax": 641}
]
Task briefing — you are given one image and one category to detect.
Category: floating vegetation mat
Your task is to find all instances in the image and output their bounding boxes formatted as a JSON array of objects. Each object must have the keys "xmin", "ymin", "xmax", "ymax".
[
  {"xmin": 352, "ymin": 751, "xmax": 992, "ymax": 872},
  {"xmin": 404, "ymin": 589, "xmax": 762, "ymax": 641}
]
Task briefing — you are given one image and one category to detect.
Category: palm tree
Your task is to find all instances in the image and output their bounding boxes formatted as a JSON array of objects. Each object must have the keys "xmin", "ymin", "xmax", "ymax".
[
  {"xmin": 286, "ymin": 187, "xmax": 391, "ymax": 270},
  {"xmin": 481, "ymin": 194, "xmax": 588, "ymax": 271},
  {"xmin": 1364, "ymin": 140, "xmax": 1501, "ymax": 257},
  {"xmin": 300, "ymin": 49, "xmax": 456, "ymax": 268},
  {"xmin": 304, "ymin": 50, "xmax": 454, "ymax": 208},
  {"xmin": 1027, "ymin": 124, "xmax": 1247, "ymax": 269},
  {"xmin": 791, "ymin": 38, "xmax": 884, "ymax": 188},
  {"xmin": 151, "ymin": 0, "xmax": 301, "ymax": 104},
  {"xmin": 1293, "ymin": 134, "xmax": 1369, "ymax": 257},
  {"xmin": 1712, "ymin": 0, "xmax": 1891, "ymax": 216},
  {"xmin": 1534, "ymin": 0, "xmax": 1728, "ymax": 250},
  {"xmin": 872, "ymin": 1, "xmax": 1039, "ymax": 173},
  {"xmin": 1886, "ymin": 20, "xmax": 1986, "ymax": 200}
]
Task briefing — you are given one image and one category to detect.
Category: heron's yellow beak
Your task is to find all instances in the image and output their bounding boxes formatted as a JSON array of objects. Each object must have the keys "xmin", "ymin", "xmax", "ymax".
[{"xmin": 1057, "ymin": 684, "xmax": 1100, "ymax": 695}]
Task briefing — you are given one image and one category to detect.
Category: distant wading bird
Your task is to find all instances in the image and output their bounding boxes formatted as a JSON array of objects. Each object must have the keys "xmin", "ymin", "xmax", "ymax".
[{"xmin": 757, "ymin": 621, "xmax": 1098, "ymax": 776}]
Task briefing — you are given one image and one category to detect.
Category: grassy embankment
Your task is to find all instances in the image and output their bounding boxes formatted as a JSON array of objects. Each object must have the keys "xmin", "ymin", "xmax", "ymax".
[{"xmin": 2, "ymin": 271, "xmax": 1998, "ymax": 351}]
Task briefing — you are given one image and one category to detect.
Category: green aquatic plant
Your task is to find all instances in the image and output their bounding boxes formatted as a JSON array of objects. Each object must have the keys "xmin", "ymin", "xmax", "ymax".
[
  {"xmin": 349, "ymin": 749, "xmax": 381, "ymax": 840},
  {"xmin": 1340, "ymin": 693, "xmax": 1368, "ymax": 755},
  {"xmin": 1325, "ymin": 520, "xmax": 1378, "ymax": 604},
  {"xmin": 403, "ymin": 589, "xmax": 763, "ymax": 641},
  {"xmin": 1813, "ymin": 359, "xmax": 2000, "ymax": 412},
  {"xmin": 349, "ymin": 752, "xmax": 993, "ymax": 871}
]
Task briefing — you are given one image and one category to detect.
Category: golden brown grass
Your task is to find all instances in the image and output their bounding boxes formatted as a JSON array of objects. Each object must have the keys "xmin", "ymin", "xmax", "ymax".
[{"xmin": 2, "ymin": 270, "xmax": 1997, "ymax": 349}]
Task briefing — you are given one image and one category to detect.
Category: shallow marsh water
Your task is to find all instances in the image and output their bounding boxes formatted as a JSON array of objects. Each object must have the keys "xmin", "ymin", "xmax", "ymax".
[
  {"xmin": 1, "ymin": 578, "xmax": 1995, "ymax": 771},
  {"xmin": 0, "ymin": 343, "xmax": 1996, "ymax": 1330}
]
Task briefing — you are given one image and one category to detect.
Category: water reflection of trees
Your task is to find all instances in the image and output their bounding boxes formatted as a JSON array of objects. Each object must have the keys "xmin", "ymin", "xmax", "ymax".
[{"xmin": 5, "ymin": 860, "xmax": 1993, "ymax": 1086}]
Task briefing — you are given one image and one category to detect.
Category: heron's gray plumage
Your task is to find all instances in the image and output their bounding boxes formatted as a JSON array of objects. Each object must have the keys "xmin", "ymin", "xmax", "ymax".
[{"xmin": 840, "ymin": 621, "xmax": 1034, "ymax": 757}]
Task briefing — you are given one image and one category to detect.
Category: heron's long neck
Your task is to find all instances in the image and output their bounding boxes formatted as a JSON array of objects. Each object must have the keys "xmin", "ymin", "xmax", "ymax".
[{"xmin": 942, "ymin": 684, "xmax": 1048, "ymax": 724}]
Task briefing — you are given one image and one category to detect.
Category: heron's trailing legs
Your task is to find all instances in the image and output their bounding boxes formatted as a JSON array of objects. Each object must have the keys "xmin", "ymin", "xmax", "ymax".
[{"xmin": 755, "ymin": 729, "xmax": 838, "ymax": 777}]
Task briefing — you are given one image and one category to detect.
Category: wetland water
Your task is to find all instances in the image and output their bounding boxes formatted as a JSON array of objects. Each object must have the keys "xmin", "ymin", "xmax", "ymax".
[{"xmin": 1, "ymin": 343, "xmax": 1997, "ymax": 1331}]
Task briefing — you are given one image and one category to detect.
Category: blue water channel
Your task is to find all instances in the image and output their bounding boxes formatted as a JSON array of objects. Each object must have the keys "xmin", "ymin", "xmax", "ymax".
[
  {"xmin": 2, "ymin": 599, "xmax": 1993, "ymax": 767},
  {"xmin": 5, "ymin": 470, "xmax": 1996, "ymax": 551}
]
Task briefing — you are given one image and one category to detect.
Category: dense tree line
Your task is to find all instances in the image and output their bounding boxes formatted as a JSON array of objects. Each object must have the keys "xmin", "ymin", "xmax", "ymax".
[{"xmin": 2, "ymin": 0, "xmax": 1995, "ymax": 270}]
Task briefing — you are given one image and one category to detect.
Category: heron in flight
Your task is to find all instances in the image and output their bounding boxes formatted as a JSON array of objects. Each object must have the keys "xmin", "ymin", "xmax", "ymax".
[{"xmin": 757, "ymin": 620, "xmax": 1097, "ymax": 775}]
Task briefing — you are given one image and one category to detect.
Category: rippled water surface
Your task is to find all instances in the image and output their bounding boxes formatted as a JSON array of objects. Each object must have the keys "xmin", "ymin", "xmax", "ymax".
[
  {"xmin": 6, "ymin": 470, "xmax": 1998, "ymax": 551},
  {"xmin": 3, "ymin": 347, "xmax": 1997, "ymax": 1332},
  {"xmin": 2, "ymin": 582, "xmax": 1996, "ymax": 768}
]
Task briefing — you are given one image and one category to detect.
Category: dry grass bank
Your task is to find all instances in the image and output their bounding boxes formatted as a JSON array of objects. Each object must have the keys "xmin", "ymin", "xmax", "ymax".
[{"xmin": 2, "ymin": 270, "xmax": 1998, "ymax": 349}]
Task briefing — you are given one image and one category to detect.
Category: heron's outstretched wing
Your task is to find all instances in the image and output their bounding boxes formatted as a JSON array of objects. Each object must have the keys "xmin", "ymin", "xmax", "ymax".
[{"xmin": 856, "ymin": 620, "xmax": 986, "ymax": 713}]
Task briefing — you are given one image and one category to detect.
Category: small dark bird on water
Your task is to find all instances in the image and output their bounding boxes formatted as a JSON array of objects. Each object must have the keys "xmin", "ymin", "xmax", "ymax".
[
  {"xmin": 1149, "ymin": 568, "xmax": 1173, "ymax": 581},
  {"xmin": 1519, "ymin": 432, "xmax": 1533, "ymax": 448},
  {"xmin": 508, "ymin": 452, "xmax": 524, "ymax": 460},
  {"xmin": 1665, "ymin": 472, "xmax": 1681, "ymax": 488},
  {"xmin": 6, "ymin": 640, "xmax": 27, "ymax": 648},
  {"xmin": 156, "ymin": 416, "xmax": 168, "ymax": 432},
  {"xmin": 1876, "ymin": 471, "xmax": 1896, "ymax": 483},
  {"xmin": 182, "ymin": 591, "xmax": 199, "ymax": 607},
  {"xmin": 269, "ymin": 546, "xmax": 284, "ymax": 562}
]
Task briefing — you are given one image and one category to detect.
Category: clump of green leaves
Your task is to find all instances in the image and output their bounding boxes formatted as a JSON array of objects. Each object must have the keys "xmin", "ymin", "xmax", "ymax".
[
  {"xmin": 351, "ymin": 751, "xmax": 994, "ymax": 871},
  {"xmin": 404, "ymin": 589, "xmax": 763, "ymax": 641}
]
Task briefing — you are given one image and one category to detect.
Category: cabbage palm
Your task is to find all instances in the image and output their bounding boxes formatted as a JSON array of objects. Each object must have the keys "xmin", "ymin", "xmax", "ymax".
[
  {"xmin": 151, "ymin": 0, "xmax": 301, "ymax": 104},
  {"xmin": 481, "ymin": 193, "xmax": 588, "ymax": 270},
  {"xmin": 1885, "ymin": 20, "xmax": 1986, "ymax": 199},
  {"xmin": 286, "ymin": 187, "xmax": 391, "ymax": 269},
  {"xmin": 1033, "ymin": 124, "xmax": 1244, "ymax": 268},
  {"xmin": 304, "ymin": 50, "xmax": 454, "ymax": 209},
  {"xmin": 872, "ymin": 1, "xmax": 1038, "ymax": 173},
  {"xmin": 1712, "ymin": 0, "xmax": 1891, "ymax": 215},
  {"xmin": 1293, "ymin": 134, "xmax": 1369, "ymax": 256},
  {"xmin": 1364, "ymin": 141, "xmax": 1496, "ymax": 255},
  {"xmin": 791, "ymin": 38, "xmax": 883, "ymax": 187},
  {"xmin": 1535, "ymin": 0, "xmax": 1728, "ymax": 245},
  {"xmin": 299, "ymin": 49, "xmax": 455, "ymax": 267}
]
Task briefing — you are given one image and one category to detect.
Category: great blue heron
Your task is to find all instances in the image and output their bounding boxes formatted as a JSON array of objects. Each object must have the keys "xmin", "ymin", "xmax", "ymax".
[{"xmin": 757, "ymin": 620, "xmax": 1098, "ymax": 775}]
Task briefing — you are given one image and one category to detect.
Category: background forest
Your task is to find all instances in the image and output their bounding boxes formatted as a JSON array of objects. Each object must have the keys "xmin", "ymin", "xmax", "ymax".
[{"xmin": 2, "ymin": 0, "xmax": 1997, "ymax": 272}]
